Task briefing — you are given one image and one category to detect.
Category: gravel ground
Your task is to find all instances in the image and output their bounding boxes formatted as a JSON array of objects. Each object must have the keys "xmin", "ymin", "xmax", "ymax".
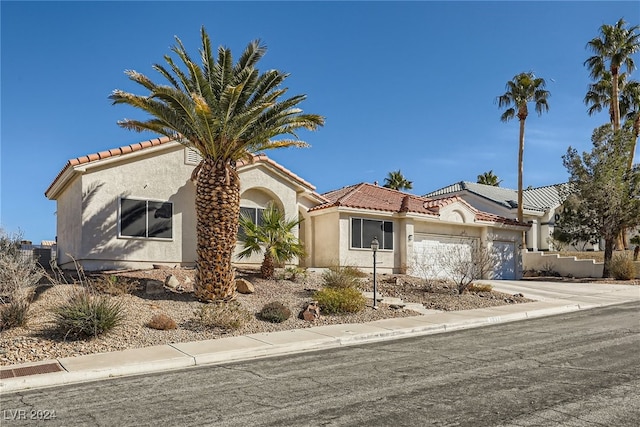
[{"xmin": 1, "ymin": 267, "xmax": 538, "ymax": 366}]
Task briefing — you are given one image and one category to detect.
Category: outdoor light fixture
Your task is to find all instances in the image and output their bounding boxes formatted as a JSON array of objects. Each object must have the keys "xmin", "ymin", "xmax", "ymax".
[{"xmin": 371, "ymin": 237, "xmax": 379, "ymax": 309}]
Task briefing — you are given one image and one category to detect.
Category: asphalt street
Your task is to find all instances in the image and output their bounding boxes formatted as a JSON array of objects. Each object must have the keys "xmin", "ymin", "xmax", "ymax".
[{"xmin": 2, "ymin": 301, "xmax": 638, "ymax": 426}]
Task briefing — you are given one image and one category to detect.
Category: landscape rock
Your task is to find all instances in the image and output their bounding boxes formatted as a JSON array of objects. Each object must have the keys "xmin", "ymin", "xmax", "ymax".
[
  {"xmin": 302, "ymin": 302, "xmax": 320, "ymax": 321},
  {"xmin": 236, "ymin": 278, "xmax": 255, "ymax": 294},
  {"xmin": 165, "ymin": 275, "xmax": 181, "ymax": 289}
]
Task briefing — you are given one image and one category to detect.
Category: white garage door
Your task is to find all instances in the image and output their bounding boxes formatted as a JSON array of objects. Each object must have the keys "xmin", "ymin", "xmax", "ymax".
[
  {"xmin": 493, "ymin": 241, "xmax": 516, "ymax": 280},
  {"xmin": 410, "ymin": 234, "xmax": 475, "ymax": 280}
]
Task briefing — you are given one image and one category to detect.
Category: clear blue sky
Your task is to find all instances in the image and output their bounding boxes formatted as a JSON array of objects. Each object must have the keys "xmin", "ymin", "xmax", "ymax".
[{"xmin": 1, "ymin": 1, "xmax": 639, "ymax": 243}]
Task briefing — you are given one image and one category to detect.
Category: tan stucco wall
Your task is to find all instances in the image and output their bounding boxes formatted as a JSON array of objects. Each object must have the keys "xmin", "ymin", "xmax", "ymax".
[
  {"xmin": 55, "ymin": 178, "xmax": 83, "ymax": 267},
  {"xmin": 54, "ymin": 144, "xmax": 316, "ymax": 270},
  {"xmin": 58, "ymin": 145, "xmax": 196, "ymax": 270}
]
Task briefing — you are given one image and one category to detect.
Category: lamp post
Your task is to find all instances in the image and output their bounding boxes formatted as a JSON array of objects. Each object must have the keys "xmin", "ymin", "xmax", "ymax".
[{"xmin": 371, "ymin": 237, "xmax": 379, "ymax": 309}]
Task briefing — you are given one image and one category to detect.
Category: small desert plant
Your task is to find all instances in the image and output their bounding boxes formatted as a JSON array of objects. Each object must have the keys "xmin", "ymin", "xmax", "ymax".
[
  {"xmin": 193, "ymin": 302, "xmax": 251, "ymax": 331},
  {"xmin": 258, "ymin": 301, "xmax": 292, "ymax": 323},
  {"xmin": 0, "ymin": 298, "xmax": 31, "ymax": 330},
  {"xmin": 90, "ymin": 274, "xmax": 140, "ymax": 296},
  {"xmin": 282, "ymin": 266, "xmax": 307, "ymax": 282},
  {"xmin": 322, "ymin": 265, "xmax": 366, "ymax": 289},
  {"xmin": 466, "ymin": 283, "xmax": 493, "ymax": 293},
  {"xmin": 313, "ymin": 287, "xmax": 366, "ymax": 314},
  {"xmin": 146, "ymin": 313, "xmax": 177, "ymax": 330},
  {"xmin": 52, "ymin": 289, "xmax": 125, "ymax": 338},
  {"xmin": 539, "ymin": 260, "xmax": 560, "ymax": 277},
  {"xmin": 608, "ymin": 253, "xmax": 636, "ymax": 280}
]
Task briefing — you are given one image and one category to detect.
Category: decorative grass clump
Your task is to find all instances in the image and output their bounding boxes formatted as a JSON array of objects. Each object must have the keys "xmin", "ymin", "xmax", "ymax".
[
  {"xmin": 322, "ymin": 265, "xmax": 366, "ymax": 289},
  {"xmin": 466, "ymin": 283, "xmax": 493, "ymax": 293},
  {"xmin": 146, "ymin": 313, "xmax": 177, "ymax": 330},
  {"xmin": 313, "ymin": 287, "xmax": 366, "ymax": 314},
  {"xmin": 258, "ymin": 301, "xmax": 292, "ymax": 323},
  {"xmin": 193, "ymin": 302, "xmax": 251, "ymax": 331},
  {"xmin": 52, "ymin": 290, "xmax": 125, "ymax": 338},
  {"xmin": 0, "ymin": 298, "xmax": 31, "ymax": 330},
  {"xmin": 609, "ymin": 253, "xmax": 636, "ymax": 280}
]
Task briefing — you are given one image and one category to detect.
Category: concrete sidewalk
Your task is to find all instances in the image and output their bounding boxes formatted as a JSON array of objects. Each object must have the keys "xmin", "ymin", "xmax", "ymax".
[{"xmin": 2, "ymin": 280, "xmax": 638, "ymax": 393}]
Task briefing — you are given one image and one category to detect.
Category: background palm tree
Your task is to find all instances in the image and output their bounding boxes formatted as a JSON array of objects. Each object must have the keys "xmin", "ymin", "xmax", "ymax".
[
  {"xmin": 237, "ymin": 203, "xmax": 305, "ymax": 279},
  {"xmin": 111, "ymin": 27, "xmax": 323, "ymax": 302},
  {"xmin": 383, "ymin": 170, "xmax": 413, "ymax": 191},
  {"xmin": 476, "ymin": 170, "xmax": 502, "ymax": 186},
  {"xmin": 497, "ymin": 72, "xmax": 550, "ymax": 224},
  {"xmin": 585, "ymin": 18, "xmax": 639, "ymax": 132}
]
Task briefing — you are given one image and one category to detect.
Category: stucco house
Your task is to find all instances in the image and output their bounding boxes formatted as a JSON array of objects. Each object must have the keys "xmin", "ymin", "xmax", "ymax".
[
  {"xmin": 423, "ymin": 182, "xmax": 581, "ymax": 251},
  {"xmin": 46, "ymin": 137, "xmax": 529, "ymax": 279}
]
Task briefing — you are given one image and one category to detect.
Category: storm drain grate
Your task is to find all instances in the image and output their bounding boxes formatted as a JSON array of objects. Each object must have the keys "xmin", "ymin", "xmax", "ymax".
[{"xmin": 1, "ymin": 362, "xmax": 64, "ymax": 379}]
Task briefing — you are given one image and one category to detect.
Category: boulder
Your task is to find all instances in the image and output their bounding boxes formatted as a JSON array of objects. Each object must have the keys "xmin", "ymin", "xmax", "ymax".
[
  {"xmin": 302, "ymin": 302, "xmax": 320, "ymax": 322},
  {"xmin": 235, "ymin": 278, "xmax": 255, "ymax": 294}
]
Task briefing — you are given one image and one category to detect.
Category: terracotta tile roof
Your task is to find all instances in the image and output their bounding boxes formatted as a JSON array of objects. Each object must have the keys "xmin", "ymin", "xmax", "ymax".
[
  {"xmin": 313, "ymin": 183, "xmax": 438, "ymax": 215},
  {"xmin": 45, "ymin": 136, "xmax": 324, "ymax": 199},
  {"xmin": 312, "ymin": 183, "xmax": 528, "ymax": 227}
]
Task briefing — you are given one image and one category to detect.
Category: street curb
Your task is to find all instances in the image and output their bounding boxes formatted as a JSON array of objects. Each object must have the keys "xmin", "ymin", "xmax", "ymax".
[{"xmin": 0, "ymin": 300, "xmax": 614, "ymax": 394}]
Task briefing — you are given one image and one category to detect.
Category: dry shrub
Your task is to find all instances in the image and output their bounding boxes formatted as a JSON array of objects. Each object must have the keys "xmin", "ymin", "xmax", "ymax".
[
  {"xmin": 466, "ymin": 283, "xmax": 493, "ymax": 293},
  {"xmin": 90, "ymin": 274, "xmax": 140, "ymax": 296},
  {"xmin": 146, "ymin": 313, "xmax": 177, "ymax": 330},
  {"xmin": 608, "ymin": 253, "xmax": 636, "ymax": 280},
  {"xmin": 0, "ymin": 297, "xmax": 31, "ymax": 330},
  {"xmin": 193, "ymin": 302, "xmax": 251, "ymax": 331},
  {"xmin": 322, "ymin": 265, "xmax": 366, "ymax": 289}
]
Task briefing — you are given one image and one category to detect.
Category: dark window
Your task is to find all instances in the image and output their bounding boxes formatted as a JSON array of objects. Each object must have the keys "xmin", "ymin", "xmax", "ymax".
[
  {"xmin": 120, "ymin": 199, "xmax": 172, "ymax": 239},
  {"xmin": 350, "ymin": 218, "xmax": 393, "ymax": 250},
  {"xmin": 239, "ymin": 206, "xmax": 265, "ymax": 238}
]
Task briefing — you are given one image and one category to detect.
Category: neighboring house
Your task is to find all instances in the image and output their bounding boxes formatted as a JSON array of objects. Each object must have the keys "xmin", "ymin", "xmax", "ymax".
[
  {"xmin": 423, "ymin": 182, "xmax": 581, "ymax": 251},
  {"xmin": 46, "ymin": 137, "xmax": 529, "ymax": 279},
  {"xmin": 307, "ymin": 183, "xmax": 528, "ymax": 279}
]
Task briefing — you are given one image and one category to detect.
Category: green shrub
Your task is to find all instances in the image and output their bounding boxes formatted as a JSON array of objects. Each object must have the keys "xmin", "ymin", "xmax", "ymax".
[
  {"xmin": 608, "ymin": 253, "xmax": 636, "ymax": 280},
  {"xmin": 146, "ymin": 313, "xmax": 177, "ymax": 330},
  {"xmin": 322, "ymin": 265, "xmax": 366, "ymax": 289},
  {"xmin": 258, "ymin": 302, "xmax": 292, "ymax": 323},
  {"xmin": 466, "ymin": 283, "xmax": 493, "ymax": 293},
  {"xmin": 52, "ymin": 289, "xmax": 125, "ymax": 338},
  {"xmin": 193, "ymin": 302, "xmax": 251, "ymax": 331},
  {"xmin": 0, "ymin": 298, "xmax": 31, "ymax": 330},
  {"xmin": 313, "ymin": 287, "xmax": 366, "ymax": 314}
]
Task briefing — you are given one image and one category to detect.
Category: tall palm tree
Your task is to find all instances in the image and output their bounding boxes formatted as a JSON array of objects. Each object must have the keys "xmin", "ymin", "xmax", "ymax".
[
  {"xmin": 110, "ymin": 27, "xmax": 323, "ymax": 302},
  {"xmin": 237, "ymin": 203, "xmax": 305, "ymax": 279},
  {"xmin": 497, "ymin": 72, "xmax": 550, "ymax": 223},
  {"xmin": 476, "ymin": 170, "xmax": 502, "ymax": 186},
  {"xmin": 585, "ymin": 18, "xmax": 640, "ymax": 132},
  {"xmin": 383, "ymin": 170, "xmax": 413, "ymax": 191},
  {"xmin": 620, "ymin": 79, "xmax": 640, "ymax": 168}
]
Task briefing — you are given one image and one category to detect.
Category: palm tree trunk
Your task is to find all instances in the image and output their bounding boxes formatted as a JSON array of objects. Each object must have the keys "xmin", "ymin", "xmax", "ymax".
[
  {"xmin": 194, "ymin": 158, "xmax": 240, "ymax": 302},
  {"xmin": 518, "ymin": 118, "xmax": 526, "ymax": 249},
  {"xmin": 612, "ymin": 68, "xmax": 621, "ymax": 131},
  {"xmin": 261, "ymin": 252, "xmax": 275, "ymax": 279}
]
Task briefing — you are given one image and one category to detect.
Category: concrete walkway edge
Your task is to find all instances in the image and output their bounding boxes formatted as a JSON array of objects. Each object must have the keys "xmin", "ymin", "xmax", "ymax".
[{"xmin": 2, "ymin": 280, "xmax": 638, "ymax": 393}]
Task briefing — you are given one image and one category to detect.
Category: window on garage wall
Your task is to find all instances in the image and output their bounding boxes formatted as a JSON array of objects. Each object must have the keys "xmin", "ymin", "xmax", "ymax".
[{"xmin": 351, "ymin": 218, "xmax": 393, "ymax": 250}]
